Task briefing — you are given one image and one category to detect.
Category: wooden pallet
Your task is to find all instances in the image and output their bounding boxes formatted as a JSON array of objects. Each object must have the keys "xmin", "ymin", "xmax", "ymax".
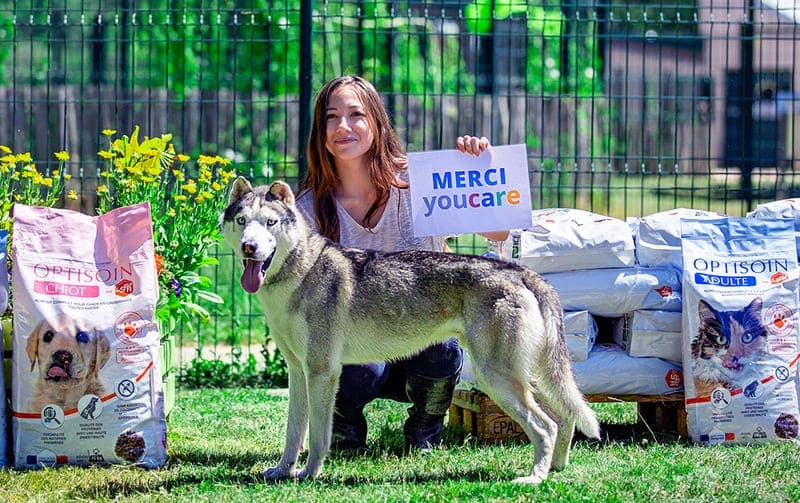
[{"xmin": 449, "ymin": 388, "xmax": 687, "ymax": 444}]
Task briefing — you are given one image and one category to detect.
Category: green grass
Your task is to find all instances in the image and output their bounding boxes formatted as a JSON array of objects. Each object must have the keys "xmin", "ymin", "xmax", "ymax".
[{"xmin": 2, "ymin": 388, "xmax": 798, "ymax": 502}]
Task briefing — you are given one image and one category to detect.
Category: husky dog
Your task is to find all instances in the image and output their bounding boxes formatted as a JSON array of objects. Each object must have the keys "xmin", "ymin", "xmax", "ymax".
[{"xmin": 220, "ymin": 177, "xmax": 600, "ymax": 484}]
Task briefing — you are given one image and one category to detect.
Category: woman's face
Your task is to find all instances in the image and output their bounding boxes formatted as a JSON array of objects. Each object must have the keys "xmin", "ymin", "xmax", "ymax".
[{"xmin": 324, "ymin": 85, "xmax": 375, "ymax": 165}]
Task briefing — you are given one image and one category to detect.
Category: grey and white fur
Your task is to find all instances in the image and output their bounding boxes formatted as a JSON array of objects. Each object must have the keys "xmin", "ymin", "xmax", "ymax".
[{"xmin": 220, "ymin": 177, "xmax": 600, "ymax": 484}]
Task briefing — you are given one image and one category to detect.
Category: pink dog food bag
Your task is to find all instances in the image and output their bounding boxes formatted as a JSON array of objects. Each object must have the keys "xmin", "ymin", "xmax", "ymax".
[{"xmin": 11, "ymin": 203, "xmax": 166, "ymax": 468}]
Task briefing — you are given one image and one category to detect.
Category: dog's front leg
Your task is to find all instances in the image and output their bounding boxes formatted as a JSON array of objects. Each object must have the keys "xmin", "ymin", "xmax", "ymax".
[
  {"xmin": 296, "ymin": 366, "xmax": 340, "ymax": 480},
  {"xmin": 264, "ymin": 361, "xmax": 308, "ymax": 481}
]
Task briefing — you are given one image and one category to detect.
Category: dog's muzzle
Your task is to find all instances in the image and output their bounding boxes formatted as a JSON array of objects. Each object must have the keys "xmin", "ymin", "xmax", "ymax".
[{"xmin": 46, "ymin": 350, "xmax": 73, "ymax": 381}]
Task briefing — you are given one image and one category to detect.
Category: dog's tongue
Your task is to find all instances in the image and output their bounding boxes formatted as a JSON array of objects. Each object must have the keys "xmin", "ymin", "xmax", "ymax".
[
  {"xmin": 241, "ymin": 260, "xmax": 265, "ymax": 293},
  {"xmin": 48, "ymin": 366, "xmax": 68, "ymax": 378}
]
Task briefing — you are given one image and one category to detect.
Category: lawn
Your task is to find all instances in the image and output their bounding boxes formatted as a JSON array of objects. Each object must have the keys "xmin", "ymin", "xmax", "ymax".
[{"xmin": 2, "ymin": 387, "xmax": 799, "ymax": 502}]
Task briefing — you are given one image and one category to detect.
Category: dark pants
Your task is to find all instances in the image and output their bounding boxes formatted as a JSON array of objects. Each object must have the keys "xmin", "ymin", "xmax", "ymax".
[{"xmin": 335, "ymin": 337, "xmax": 462, "ymax": 410}]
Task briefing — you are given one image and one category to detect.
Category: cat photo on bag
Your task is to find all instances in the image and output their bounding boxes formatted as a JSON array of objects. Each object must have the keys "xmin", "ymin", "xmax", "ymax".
[
  {"xmin": 690, "ymin": 298, "xmax": 767, "ymax": 397},
  {"xmin": 681, "ymin": 216, "xmax": 800, "ymax": 445}
]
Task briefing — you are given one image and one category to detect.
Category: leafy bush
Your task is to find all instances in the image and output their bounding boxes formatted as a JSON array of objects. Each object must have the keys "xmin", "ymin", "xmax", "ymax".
[{"xmin": 179, "ymin": 344, "xmax": 288, "ymax": 389}]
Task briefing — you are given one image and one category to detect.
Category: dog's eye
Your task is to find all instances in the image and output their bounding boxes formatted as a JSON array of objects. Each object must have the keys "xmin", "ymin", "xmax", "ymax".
[
  {"xmin": 267, "ymin": 218, "xmax": 278, "ymax": 226},
  {"xmin": 43, "ymin": 330, "xmax": 55, "ymax": 343},
  {"xmin": 76, "ymin": 331, "xmax": 90, "ymax": 344},
  {"xmin": 236, "ymin": 216, "xmax": 246, "ymax": 225}
]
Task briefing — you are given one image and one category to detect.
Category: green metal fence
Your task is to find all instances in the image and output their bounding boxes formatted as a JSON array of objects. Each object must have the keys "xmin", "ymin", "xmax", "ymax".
[{"xmin": 2, "ymin": 1, "xmax": 799, "ymax": 369}]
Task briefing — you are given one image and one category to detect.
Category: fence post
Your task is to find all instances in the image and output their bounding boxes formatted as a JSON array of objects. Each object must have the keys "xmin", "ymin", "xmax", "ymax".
[
  {"xmin": 740, "ymin": 0, "xmax": 755, "ymax": 210},
  {"xmin": 298, "ymin": 0, "xmax": 314, "ymax": 183}
]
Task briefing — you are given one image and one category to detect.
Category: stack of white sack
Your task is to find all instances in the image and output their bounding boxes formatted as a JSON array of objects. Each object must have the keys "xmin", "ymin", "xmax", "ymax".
[{"xmin": 504, "ymin": 208, "xmax": 684, "ymax": 396}]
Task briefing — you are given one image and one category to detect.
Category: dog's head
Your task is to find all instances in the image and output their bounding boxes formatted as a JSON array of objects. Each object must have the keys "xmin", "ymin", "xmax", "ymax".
[
  {"xmin": 219, "ymin": 177, "xmax": 300, "ymax": 294},
  {"xmin": 26, "ymin": 314, "xmax": 111, "ymax": 387}
]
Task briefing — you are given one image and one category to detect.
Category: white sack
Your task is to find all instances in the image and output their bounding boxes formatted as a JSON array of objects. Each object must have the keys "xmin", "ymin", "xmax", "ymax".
[
  {"xmin": 572, "ymin": 343, "xmax": 684, "ymax": 396},
  {"xmin": 747, "ymin": 198, "xmax": 800, "ymax": 259},
  {"xmin": 634, "ymin": 208, "xmax": 725, "ymax": 271},
  {"xmin": 509, "ymin": 208, "xmax": 635, "ymax": 273},
  {"xmin": 542, "ymin": 266, "xmax": 682, "ymax": 317},
  {"xmin": 564, "ymin": 310, "xmax": 597, "ymax": 361},
  {"xmin": 613, "ymin": 310, "xmax": 682, "ymax": 362}
]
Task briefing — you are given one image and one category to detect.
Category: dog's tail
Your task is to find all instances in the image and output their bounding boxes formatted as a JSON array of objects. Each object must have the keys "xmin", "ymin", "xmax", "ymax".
[{"xmin": 541, "ymin": 299, "xmax": 601, "ymax": 439}]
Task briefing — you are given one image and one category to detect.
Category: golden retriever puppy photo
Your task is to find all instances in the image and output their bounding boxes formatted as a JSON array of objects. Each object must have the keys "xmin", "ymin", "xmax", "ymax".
[{"xmin": 25, "ymin": 314, "xmax": 111, "ymax": 413}]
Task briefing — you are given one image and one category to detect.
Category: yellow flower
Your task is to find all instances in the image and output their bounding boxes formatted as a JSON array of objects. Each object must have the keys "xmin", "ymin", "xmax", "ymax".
[
  {"xmin": 0, "ymin": 145, "xmax": 11, "ymax": 154},
  {"xmin": 102, "ymin": 129, "xmax": 117, "ymax": 136},
  {"xmin": 98, "ymin": 150, "xmax": 114, "ymax": 160},
  {"xmin": 211, "ymin": 182, "xmax": 222, "ymax": 191},
  {"xmin": 175, "ymin": 194, "xmax": 188, "ymax": 202},
  {"xmin": 67, "ymin": 189, "xmax": 78, "ymax": 200},
  {"xmin": 54, "ymin": 151, "xmax": 70, "ymax": 161},
  {"xmin": 97, "ymin": 184, "xmax": 108, "ymax": 195},
  {"xmin": 176, "ymin": 154, "xmax": 190, "ymax": 163},
  {"xmin": 182, "ymin": 180, "xmax": 197, "ymax": 194}
]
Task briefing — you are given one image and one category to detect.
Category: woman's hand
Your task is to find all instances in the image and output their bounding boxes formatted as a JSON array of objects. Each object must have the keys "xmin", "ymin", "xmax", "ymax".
[{"xmin": 456, "ymin": 135, "xmax": 490, "ymax": 156}]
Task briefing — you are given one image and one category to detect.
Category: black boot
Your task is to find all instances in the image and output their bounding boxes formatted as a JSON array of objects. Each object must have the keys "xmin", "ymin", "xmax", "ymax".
[
  {"xmin": 331, "ymin": 407, "xmax": 368, "ymax": 453},
  {"xmin": 403, "ymin": 371, "xmax": 460, "ymax": 452}
]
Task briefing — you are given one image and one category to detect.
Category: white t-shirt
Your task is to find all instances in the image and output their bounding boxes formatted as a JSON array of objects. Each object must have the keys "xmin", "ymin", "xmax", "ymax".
[{"xmin": 295, "ymin": 180, "xmax": 445, "ymax": 253}]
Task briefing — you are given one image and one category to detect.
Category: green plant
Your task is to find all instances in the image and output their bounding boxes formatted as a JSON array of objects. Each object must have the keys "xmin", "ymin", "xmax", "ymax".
[
  {"xmin": 179, "ymin": 345, "xmax": 288, "ymax": 389},
  {"xmin": 95, "ymin": 126, "xmax": 236, "ymax": 331}
]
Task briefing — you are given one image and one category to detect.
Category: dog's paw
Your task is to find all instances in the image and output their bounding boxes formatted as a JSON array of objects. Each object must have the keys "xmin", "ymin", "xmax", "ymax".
[
  {"xmin": 262, "ymin": 465, "xmax": 297, "ymax": 481},
  {"xmin": 512, "ymin": 474, "xmax": 547, "ymax": 485},
  {"xmin": 295, "ymin": 466, "xmax": 323, "ymax": 481}
]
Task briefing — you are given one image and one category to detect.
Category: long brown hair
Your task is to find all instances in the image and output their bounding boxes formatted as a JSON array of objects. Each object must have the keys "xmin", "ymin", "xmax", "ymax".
[{"xmin": 299, "ymin": 75, "xmax": 408, "ymax": 241}]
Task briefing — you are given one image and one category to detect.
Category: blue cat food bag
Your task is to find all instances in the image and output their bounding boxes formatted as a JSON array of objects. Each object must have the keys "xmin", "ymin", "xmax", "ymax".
[{"xmin": 681, "ymin": 217, "xmax": 800, "ymax": 444}]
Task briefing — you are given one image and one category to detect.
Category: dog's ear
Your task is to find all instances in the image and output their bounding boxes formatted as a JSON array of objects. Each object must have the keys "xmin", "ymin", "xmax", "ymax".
[
  {"xmin": 94, "ymin": 331, "xmax": 111, "ymax": 375},
  {"xmin": 26, "ymin": 320, "xmax": 42, "ymax": 371},
  {"xmin": 228, "ymin": 176, "xmax": 254, "ymax": 204},
  {"xmin": 269, "ymin": 181, "xmax": 295, "ymax": 206}
]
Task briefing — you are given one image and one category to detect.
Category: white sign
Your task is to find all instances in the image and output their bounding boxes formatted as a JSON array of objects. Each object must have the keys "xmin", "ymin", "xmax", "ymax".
[{"xmin": 407, "ymin": 144, "xmax": 532, "ymax": 237}]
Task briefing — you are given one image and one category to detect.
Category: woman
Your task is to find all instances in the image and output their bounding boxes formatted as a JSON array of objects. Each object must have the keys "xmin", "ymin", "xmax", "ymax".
[{"xmin": 296, "ymin": 75, "xmax": 508, "ymax": 451}]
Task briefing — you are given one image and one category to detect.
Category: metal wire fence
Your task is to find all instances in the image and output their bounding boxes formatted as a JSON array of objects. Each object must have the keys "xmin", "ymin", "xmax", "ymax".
[{"xmin": 1, "ymin": 1, "xmax": 799, "ymax": 369}]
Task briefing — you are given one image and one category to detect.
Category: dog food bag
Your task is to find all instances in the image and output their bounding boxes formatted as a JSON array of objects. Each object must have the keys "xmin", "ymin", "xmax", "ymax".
[
  {"xmin": 681, "ymin": 216, "xmax": 800, "ymax": 445},
  {"xmin": 508, "ymin": 208, "xmax": 635, "ymax": 273},
  {"xmin": 11, "ymin": 203, "xmax": 167, "ymax": 468},
  {"xmin": 542, "ymin": 266, "xmax": 682, "ymax": 317},
  {"xmin": 0, "ymin": 229, "xmax": 7, "ymax": 467},
  {"xmin": 612, "ymin": 310, "xmax": 682, "ymax": 362},
  {"xmin": 634, "ymin": 208, "xmax": 725, "ymax": 271}
]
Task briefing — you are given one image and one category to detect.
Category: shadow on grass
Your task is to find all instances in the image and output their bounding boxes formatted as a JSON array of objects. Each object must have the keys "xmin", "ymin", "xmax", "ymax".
[{"xmin": 67, "ymin": 412, "xmax": 690, "ymax": 498}]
